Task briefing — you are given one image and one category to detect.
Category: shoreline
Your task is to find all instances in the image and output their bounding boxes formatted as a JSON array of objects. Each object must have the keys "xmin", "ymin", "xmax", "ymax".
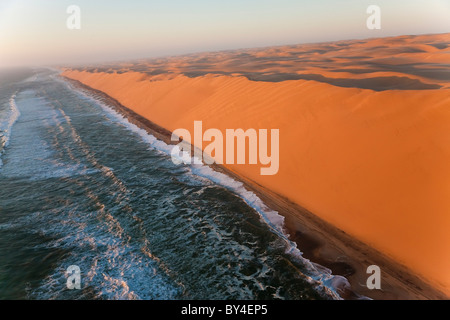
[{"xmin": 61, "ymin": 75, "xmax": 449, "ymax": 300}]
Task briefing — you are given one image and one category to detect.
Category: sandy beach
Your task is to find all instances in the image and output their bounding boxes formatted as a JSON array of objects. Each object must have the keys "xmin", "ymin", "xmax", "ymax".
[{"xmin": 62, "ymin": 33, "xmax": 450, "ymax": 299}]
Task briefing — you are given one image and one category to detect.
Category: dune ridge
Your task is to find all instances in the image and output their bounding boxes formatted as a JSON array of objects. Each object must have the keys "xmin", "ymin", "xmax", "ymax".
[{"xmin": 62, "ymin": 33, "xmax": 450, "ymax": 297}]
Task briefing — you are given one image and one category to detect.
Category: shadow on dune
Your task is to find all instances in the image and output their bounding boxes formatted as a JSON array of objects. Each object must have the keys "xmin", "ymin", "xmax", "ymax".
[{"xmin": 184, "ymin": 71, "xmax": 441, "ymax": 91}]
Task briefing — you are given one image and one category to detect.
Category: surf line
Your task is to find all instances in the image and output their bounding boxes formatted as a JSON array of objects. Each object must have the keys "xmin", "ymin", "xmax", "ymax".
[
  {"xmin": 0, "ymin": 92, "xmax": 21, "ymax": 170},
  {"xmin": 170, "ymin": 121, "xmax": 279, "ymax": 176}
]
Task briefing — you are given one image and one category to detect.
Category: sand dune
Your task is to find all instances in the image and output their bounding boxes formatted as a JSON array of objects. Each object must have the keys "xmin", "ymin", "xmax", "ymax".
[{"xmin": 63, "ymin": 33, "xmax": 450, "ymax": 296}]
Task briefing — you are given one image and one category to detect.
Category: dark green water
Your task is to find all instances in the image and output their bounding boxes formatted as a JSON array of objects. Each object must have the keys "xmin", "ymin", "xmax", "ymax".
[{"xmin": 0, "ymin": 68, "xmax": 340, "ymax": 300}]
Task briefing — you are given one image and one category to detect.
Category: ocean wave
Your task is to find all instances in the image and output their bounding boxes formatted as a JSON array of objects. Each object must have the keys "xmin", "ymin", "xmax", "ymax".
[
  {"xmin": 60, "ymin": 76, "xmax": 351, "ymax": 300},
  {"xmin": 15, "ymin": 208, "xmax": 182, "ymax": 300},
  {"xmin": 0, "ymin": 92, "xmax": 21, "ymax": 171}
]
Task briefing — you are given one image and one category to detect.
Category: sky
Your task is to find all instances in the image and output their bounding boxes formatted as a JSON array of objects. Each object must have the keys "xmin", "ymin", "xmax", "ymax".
[{"xmin": 0, "ymin": 0, "xmax": 449, "ymax": 67}]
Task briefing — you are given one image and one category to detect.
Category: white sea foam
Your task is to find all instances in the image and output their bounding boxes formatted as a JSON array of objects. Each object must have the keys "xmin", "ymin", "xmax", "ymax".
[
  {"xmin": 60, "ymin": 76, "xmax": 354, "ymax": 300},
  {"xmin": 22, "ymin": 74, "xmax": 38, "ymax": 83},
  {"xmin": 19, "ymin": 208, "xmax": 182, "ymax": 300},
  {"xmin": 0, "ymin": 93, "xmax": 21, "ymax": 170}
]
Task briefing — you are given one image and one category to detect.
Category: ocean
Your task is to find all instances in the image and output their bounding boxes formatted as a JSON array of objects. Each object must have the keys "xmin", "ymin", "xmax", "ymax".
[{"xmin": 0, "ymin": 68, "xmax": 342, "ymax": 300}]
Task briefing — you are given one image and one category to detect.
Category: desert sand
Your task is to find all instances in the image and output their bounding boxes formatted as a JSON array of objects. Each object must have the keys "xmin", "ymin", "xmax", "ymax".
[{"xmin": 62, "ymin": 33, "xmax": 450, "ymax": 298}]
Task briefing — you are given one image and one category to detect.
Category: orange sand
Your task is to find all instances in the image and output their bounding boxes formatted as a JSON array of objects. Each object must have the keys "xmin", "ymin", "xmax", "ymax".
[{"xmin": 63, "ymin": 33, "xmax": 450, "ymax": 295}]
